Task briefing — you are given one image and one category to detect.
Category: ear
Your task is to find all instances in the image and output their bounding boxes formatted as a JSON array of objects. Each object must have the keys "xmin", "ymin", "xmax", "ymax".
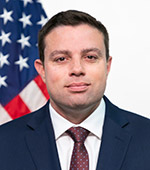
[
  {"xmin": 34, "ymin": 59, "xmax": 46, "ymax": 83},
  {"xmin": 106, "ymin": 56, "xmax": 112, "ymax": 75}
]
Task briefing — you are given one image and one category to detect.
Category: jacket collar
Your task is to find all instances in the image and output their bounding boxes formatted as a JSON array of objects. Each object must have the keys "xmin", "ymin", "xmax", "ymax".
[
  {"xmin": 25, "ymin": 100, "xmax": 61, "ymax": 170},
  {"xmin": 96, "ymin": 96, "xmax": 132, "ymax": 170}
]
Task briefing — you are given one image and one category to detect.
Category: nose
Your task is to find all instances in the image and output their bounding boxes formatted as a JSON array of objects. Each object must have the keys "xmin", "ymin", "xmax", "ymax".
[{"xmin": 69, "ymin": 57, "xmax": 85, "ymax": 77}]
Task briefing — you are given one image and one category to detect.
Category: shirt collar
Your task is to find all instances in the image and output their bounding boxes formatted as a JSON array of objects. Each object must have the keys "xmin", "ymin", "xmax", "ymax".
[{"xmin": 50, "ymin": 98, "xmax": 106, "ymax": 140}]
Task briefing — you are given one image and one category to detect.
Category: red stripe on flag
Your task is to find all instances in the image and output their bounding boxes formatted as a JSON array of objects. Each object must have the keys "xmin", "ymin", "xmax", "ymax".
[
  {"xmin": 4, "ymin": 95, "xmax": 31, "ymax": 119},
  {"xmin": 34, "ymin": 75, "xmax": 49, "ymax": 99}
]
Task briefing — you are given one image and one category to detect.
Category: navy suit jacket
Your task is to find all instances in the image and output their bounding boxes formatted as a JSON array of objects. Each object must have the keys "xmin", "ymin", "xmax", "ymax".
[{"xmin": 0, "ymin": 96, "xmax": 150, "ymax": 170}]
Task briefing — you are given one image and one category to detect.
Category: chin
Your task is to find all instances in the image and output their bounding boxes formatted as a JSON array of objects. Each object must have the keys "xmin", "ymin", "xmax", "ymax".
[{"xmin": 68, "ymin": 101, "xmax": 93, "ymax": 109}]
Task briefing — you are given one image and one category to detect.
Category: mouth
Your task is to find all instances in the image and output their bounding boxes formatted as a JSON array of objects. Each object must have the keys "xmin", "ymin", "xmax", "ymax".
[{"xmin": 65, "ymin": 82, "xmax": 91, "ymax": 92}]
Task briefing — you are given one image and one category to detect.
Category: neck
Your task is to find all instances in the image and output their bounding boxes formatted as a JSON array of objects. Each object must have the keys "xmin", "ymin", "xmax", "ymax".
[{"xmin": 50, "ymin": 100, "xmax": 100, "ymax": 124}]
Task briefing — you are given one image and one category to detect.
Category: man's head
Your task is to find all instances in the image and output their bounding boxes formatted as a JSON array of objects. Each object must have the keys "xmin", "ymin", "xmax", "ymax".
[
  {"xmin": 35, "ymin": 10, "xmax": 112, "ymax": 123},
  {"xmin": 38, "ymin": 10, "xmax": 109, "ymax": 63}
]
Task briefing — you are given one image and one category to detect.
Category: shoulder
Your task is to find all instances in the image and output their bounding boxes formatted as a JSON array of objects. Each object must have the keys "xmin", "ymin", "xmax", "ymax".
[
  {"xmin": 104, "ymin": 95, "xmax": 149, "ymax": 120},
  {"xmin": 0, "ymin": 101, "xmax": 49, "ymax": 137},
  {"xmin": 103, "ymin": 96, "xmax": 150, "ymax": 133}
]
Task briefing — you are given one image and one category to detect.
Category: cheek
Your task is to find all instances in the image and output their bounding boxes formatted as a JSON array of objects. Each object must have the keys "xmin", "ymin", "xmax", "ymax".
[
  {"xmin": 45, "ymin": 72, "xmax": 59, "ymax": 86},
  {"xmin": 44, "ymin": 66, "xmax": 65, "ymax": 88},
  {"xmin": 91, "ymin": 70, "xmax": 108, "ymax": 97},
  {"xmin": 90, "ymin": 66, "xmax": 107, "ymax": 83}
]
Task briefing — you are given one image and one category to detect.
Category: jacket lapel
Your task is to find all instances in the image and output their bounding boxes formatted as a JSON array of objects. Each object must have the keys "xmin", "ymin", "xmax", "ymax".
[
  {"xmin": 25, "ymin": 101, "xmax": 61, "ymax": 170},
  {"xmin": 96, "ymin": 96, "xmax": 132, "ymax": 170}
]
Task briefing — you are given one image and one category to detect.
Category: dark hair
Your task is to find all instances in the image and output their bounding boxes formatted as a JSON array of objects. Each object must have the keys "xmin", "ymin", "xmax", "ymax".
[{"xmin": 38, "ymin": 10, "xmax": 109, "ymax": 63}]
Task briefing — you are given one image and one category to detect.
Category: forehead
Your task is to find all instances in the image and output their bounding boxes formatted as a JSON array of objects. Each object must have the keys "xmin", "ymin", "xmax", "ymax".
[
  {"xmin": 46, "ymin": 24, "xmax": 104, "ymax": 39},
  {"xmin": 44, "ymin": 24, "xmax": 105, "ymax": 53}
]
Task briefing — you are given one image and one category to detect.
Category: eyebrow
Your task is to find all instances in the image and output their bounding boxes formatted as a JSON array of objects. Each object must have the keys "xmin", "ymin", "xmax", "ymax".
[
  {"xmin": 49, "ymin": 48, "xmax": 102, "ymax": 58},
  {"xmin": 81, "ymin": 48, "xmax": 103, "ymax": 57},
  {"xmin": 49, "ymin": 50, "xmax": 71, "ymax": 58}
]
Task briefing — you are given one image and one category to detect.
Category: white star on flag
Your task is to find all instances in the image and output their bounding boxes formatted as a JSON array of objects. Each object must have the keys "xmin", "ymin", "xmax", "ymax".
[
  {"xmin": 37, "ymin": 0, "xmax": 42, "ymax": 3},
  {"xmin": 21, "ymin": 0, "xmax": 33, "ymax": 7},
  {"xmin": 0, "ymin": 0, "xmax": 48, "ymax": 125},
  {"xmin": 0, "ymin": 76, "xmax": 8, "ymax": 88},
  {"xmin": 17, "ymin": 34, "xmax": 31, "ymax": 49},
  {"xmin": 0, "ymin": 52, "xmax": 10, "ymax": 68},
  {"xmin": 37, "ymin": 15, "xmax": 48, "ymax": 26},
  {"xmin": 15, "ymin": 55, "xmax": 29, "ymax": 71},
  {"xmin": 0, "ymin": 30, "xmax": 11, "ymax": 46},
  {"xmin": 0, "ymin": 8, "xmax": 13, "ymax": 25},
  {"xmin": 19, "ymin": 13, "xmax": 32, "ymax": 28}
]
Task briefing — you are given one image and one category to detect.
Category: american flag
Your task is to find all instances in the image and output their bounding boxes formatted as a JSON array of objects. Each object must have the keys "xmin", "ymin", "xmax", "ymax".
[{"xmin": 0, "ymin": 0, "xmax": 49, "ymax": 125}]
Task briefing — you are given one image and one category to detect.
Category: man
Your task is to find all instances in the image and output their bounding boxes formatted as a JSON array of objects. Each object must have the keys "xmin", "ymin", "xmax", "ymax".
[{"xmin": 0, "ymin": 10, "xmax": 150, "ymax": 170}]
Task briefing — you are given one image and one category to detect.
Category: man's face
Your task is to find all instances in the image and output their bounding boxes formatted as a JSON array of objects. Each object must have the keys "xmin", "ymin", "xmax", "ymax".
[{"xmin": 35, "ymin": 24, "xmax": 112, "ymax": 114}]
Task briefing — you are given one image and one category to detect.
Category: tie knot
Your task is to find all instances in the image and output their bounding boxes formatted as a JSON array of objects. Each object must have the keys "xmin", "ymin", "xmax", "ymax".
[{"xmin": 66, "ymin": 127, "xmax": 89, "ymax": 143}]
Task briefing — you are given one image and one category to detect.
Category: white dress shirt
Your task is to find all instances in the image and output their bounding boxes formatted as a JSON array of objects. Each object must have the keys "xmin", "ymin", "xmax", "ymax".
[{"xmin": 50, "ymin": 98, "xmax": 106, "ymax": 170}]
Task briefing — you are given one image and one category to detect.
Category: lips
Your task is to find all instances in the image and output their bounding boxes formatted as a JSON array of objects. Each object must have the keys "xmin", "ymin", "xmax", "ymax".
[{"xmin": 65, "ymin": 82, "xmax": 90, "ymax": 92}]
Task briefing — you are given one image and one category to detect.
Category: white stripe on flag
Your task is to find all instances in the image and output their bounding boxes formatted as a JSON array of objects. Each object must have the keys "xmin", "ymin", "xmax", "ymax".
[
  {"xmin": 20, "ymin": 80, "xmax": 47, "ymax": 112},
  {"xmin": 0, "ymin": 105, "xmax": 12, "ymax": 125}
]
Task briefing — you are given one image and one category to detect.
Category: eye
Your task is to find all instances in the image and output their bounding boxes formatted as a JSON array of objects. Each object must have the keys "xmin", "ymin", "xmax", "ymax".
[
  {"xmin": 85, "ymin": 55, "xmax": 98, "ymax": 61},
  {"xmin": 55, "ymin": 57, "xmax": 66, "ymax": 62},
  {"xmin": 83, "ymin": 54, "xmax": 99, "ymax": 63},
  {"xmin": 87, "ymin": 55, "xmax": 95, "ymax": 59}
]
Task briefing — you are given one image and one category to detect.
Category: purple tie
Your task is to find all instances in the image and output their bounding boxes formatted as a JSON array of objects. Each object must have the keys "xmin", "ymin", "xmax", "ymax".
[{"xmin": 66, "ymin": 127, "xmax": 90, "ymax": 170}]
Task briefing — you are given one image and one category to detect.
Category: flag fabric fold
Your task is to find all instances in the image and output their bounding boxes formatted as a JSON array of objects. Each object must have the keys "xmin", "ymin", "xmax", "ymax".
[{"xmin": 0, "ymin": 0, "xmax": 49, "ymax": 125}]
